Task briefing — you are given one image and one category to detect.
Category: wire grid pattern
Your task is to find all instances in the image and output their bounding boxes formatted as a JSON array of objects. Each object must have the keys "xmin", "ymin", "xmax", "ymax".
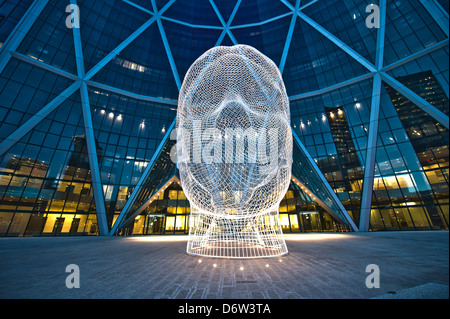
[{"xmin": 177, "ymin": 45, "xmax": 292, "ymax": 258}]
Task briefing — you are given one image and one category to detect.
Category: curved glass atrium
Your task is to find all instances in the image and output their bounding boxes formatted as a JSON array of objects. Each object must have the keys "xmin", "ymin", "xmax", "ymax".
[{"xmin": 0, "ymin": 0, "xmax": 448, "ymax": 236}]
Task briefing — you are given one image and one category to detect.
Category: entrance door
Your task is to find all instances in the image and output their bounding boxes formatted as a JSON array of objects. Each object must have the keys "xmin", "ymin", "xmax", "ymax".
[
  {"xmin": 52, "ymin": 217, "xmax": 65, "ymax": 233},
  {"xmin": 301, "ymin": 213, "xmax": 312, "ymax": 232},
  {"xmin": 70, "ymin": 218, "xmax": 80, "ymax": 233},
  {"xmin": 300, "ymin": 212, "xmax": 321, "ymax": 231},
  {"xmin": 146, "ymin": 215, "xmax": 165, "ymax": 234}
]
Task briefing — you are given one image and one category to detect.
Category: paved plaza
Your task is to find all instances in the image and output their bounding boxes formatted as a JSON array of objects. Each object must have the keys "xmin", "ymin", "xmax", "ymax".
[{"xmin": 0, "ymin": 231, "xmax": 448, "ymax": 299}]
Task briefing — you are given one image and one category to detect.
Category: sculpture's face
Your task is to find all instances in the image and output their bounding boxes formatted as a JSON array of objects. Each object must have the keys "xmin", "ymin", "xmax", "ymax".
[{"xmin": 177, "ymin": 45, "xmax": 292, "ymax": 217}]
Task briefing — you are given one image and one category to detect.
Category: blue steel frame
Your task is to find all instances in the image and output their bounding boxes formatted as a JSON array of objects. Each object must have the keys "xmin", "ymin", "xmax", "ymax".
[
  {"xmin": 209, "ymin": 0, "xmax": 241, "ymax": 46},
  {"xmin": 292, "ymin": 129, "xmax": 359, "ymax": 231},
  {"xmin": 70, "ymin": 0, "xmax": 109, "ymax": 235},
  {"xmin": 0, "ymin": 0, "xmax": 49, "ymax": 74},
  {"xmin": 358, "ymin": 0, "xmax": 387, "ymax": 232},
  {"xmin": 0, "ymin": 0, "xmax": 448, "ymax": 233}
]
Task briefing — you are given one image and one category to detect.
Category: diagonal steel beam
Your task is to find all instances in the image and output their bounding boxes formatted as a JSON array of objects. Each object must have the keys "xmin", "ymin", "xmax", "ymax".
[
  {"xmin": 223, "ymin": 0, "xmax": 242, "ymax": 44},
  {"xmin": 70, "ymin": 0, "xmax": 109, "ymax": 235},
  {"xmin": 375, "ymin": 0, "xmax": 387, "ymax": 70},
  {"xmin": 10, "ymin": 50, "xmax": 183, "ymax": 107},
  {"xmin": 209, "ymin": 0, "xmax": 229, "ymax": 27},
  {"xmin": 85, "ymin": 80, "xmax": 178, "ymax": 105},
  {"xmin": 0, "ymin": 0, "xmax": 49, "ymax": 74},
  {"xmin": 80, "ymin": 81, "xmax": 109, "ymax": 235},
  {"xmin": 0, "ymin": 81, "xmax": 81, "ymax": 157},
  {"xmin": 82, "ymin": 17, "xmax": 156, "ymax": 80},
  {"xmin": 381, "ymin": 39, "xmax": 449, "ymax": 73},
  {"xmin": 358, "ymin": 73, "xmax": 382, "ymax": 231},
  {"xmin": 380, "ymin": 72, "xmax": 449, "ymax": 129},
  {"xmin": 295, "ymin": 11, "xmax": 377, "ymax": 72},
  {"xmin": 279, "ymin": 0, "xmax": 300, "ymax": 74},
  {"xmin": 419, "ymin": 0, "xmax": 449, "ymax": 37},
  {"xmin": 229, "ymin": 12, "xmax": 293, "ymax": 29},
  {"xmin": 359, "ymin": 2, "xmax": 386, "ymax": 231},
  {"xmin": 70, "ymin": 0, "xmax": 85, "ymax": 78},
  {"xmin": 83, "ymin": 0, "xmax": 176, "ymax": 81},
  {"xmin": 210, "ymin": 0, "xmax": 241, "ymax": 46},
  {"xmin": 119, "ymin": 174, "xmax": 179, "ymax": 230},
  {"xmin": 280, "ymin": 0, "xmax": 379, "ymax": 75},
  {"xmin": 161, "ymin": 16, "xmax": 223, "ymax": 29},
  {"xmin": 290, "ymin": 175, "xmax": 351, "ymax": 229},
  {"xmin": 151, "ymin": 0, "xmax": 181, "ymax": 89},
  {"xmin": 156, "ymin": 19, "xmax": 181, "ymax": 89},
  {"xmin": 110, "ymin": 117, "xmax": 177, "ymax": 235},
  {"xmin": 290, "ymin": 72, "xmax": 376, "ymax": 101},
  {"xmin": 0, "ymin": 1, "xmax": 83, "ymax": 159},
  {"xmin": 9, "ymin": 51, "xmax": 180, "ymax": 107},
  {"xmin": 292, "ymin": 128, "xmax": 359, "ymax": 231},
  {"xmin": 10, "ymin": 51, "xmax": 79, "ymax": 81},
  {"xmin": 121, "ymin": 0, "xmax": 154, "ymax": 16},
  {"xmin": 279, "ymin": 0, "xmax": 295, "ymax": 11},
  {"xmin": 290, "ymin": 38, "xmax": 449, "ymax": 102},
  {"xmin": 299, "ymin": 0, "xmax": 318, "ymax": 11}
]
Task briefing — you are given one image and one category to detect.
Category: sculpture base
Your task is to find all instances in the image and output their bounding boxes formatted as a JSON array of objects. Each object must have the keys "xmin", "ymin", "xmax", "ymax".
[{"xmin": 186, "ymin": 210, "xmax": 288, "ymax": 259}]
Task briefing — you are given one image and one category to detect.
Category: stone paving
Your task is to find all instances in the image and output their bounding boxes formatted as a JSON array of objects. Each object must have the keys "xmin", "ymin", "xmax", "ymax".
[{"xmin": 0, "ymin": 231, "xmax": 448, "ymax": 299}]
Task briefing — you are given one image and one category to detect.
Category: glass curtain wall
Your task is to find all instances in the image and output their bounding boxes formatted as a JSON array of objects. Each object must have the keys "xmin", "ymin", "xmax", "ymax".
[
  {"xmin": 0, "ymin": 0, "xmax": 448, "ymax": 235},
  {"xmin": 131, "ymin": 180, "xmax": 346, "ymax": 235}
]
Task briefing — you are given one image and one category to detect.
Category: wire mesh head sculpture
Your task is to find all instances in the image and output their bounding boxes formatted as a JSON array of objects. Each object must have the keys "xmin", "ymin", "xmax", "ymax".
[{"xmin": 177, "ymin": 45, "xmax": 292, "ymax": 258}]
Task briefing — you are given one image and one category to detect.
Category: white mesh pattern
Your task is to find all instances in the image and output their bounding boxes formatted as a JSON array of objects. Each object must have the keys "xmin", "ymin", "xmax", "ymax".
[{"xmin": 177, "ymin": 45, "xmax": 292, "ymax": 258}]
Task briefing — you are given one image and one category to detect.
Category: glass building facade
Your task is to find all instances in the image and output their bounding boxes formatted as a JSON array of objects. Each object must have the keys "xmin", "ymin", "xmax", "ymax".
[{"xmin": 0, "ymin": 0, "xmax": 448, "ymax": 236}]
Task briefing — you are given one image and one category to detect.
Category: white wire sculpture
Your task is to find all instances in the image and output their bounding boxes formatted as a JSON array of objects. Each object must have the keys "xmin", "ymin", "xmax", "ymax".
[{"xmin": 177, "ymin": 45, "xmax": 292, "ymax": 258}]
